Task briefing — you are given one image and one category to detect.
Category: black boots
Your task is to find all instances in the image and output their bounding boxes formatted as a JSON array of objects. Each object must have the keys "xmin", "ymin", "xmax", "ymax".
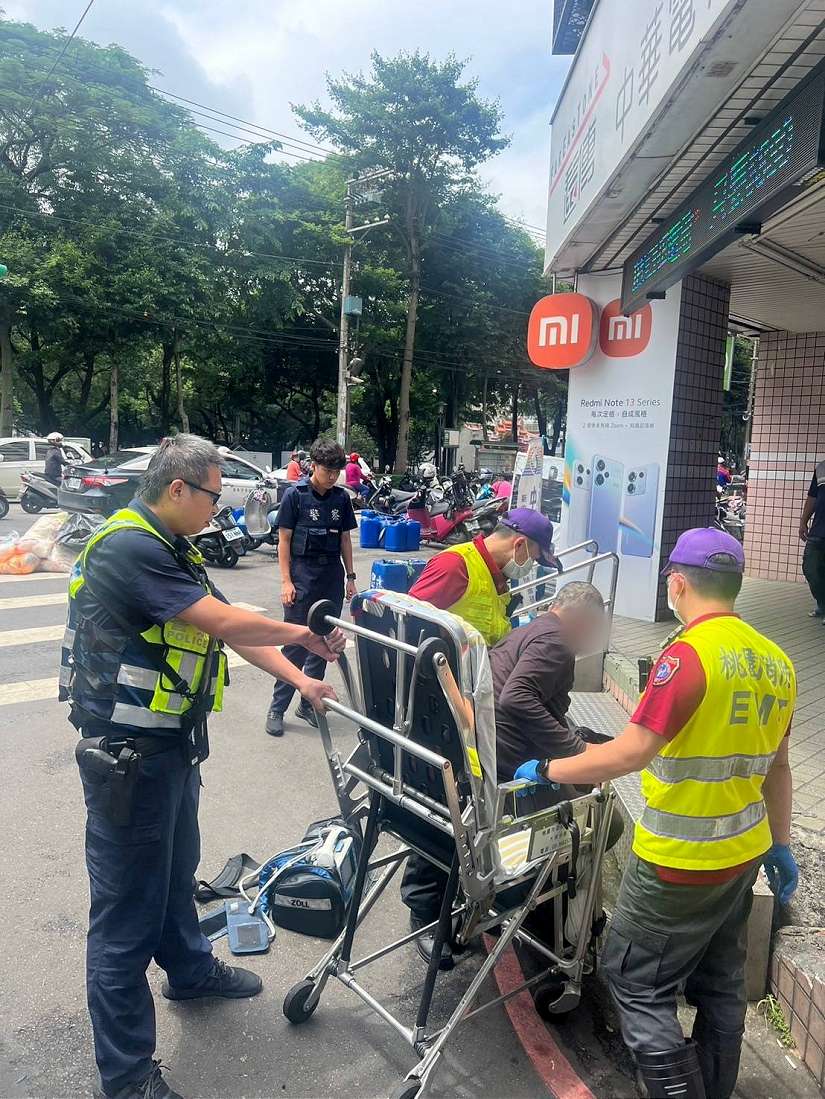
[
  {"xmin": 692, "ymin": 1016, "xmax": 743, "ymax": 1099},
  {"xmin": 635, "ymin": 1040, "xmax": 707, "ymax": 1099}
]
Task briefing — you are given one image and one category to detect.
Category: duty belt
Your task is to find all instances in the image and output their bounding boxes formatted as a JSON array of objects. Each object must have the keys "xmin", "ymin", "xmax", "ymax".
[{"xmin": 82, "ymin": 733, "xmax": 182, "ymax": 759}]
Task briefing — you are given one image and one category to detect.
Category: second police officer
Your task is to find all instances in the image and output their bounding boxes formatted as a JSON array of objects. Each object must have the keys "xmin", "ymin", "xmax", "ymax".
[{"xmin": 265, "ymin": 439, "xmax": 359, "ymax": 737}]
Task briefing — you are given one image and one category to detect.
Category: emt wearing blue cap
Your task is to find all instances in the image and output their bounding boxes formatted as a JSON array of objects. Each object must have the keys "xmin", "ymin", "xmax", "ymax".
[{"xmin": 515, "ymin": 528, "xmax": 798, "ymax": 1099}]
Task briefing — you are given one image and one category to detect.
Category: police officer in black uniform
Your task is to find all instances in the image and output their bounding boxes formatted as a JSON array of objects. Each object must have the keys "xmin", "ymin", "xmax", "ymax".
[
  {"xmin": 63, "ymin": 435, "xmax": 344, "ymax": 1099},
  {"xmin": 265, "ymin": 438, "xmax": 358, "ymax": 737}
]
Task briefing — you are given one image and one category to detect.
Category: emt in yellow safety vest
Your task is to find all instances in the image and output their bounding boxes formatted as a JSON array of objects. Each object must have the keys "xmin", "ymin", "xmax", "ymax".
[
  {"xmin": 62, "ymin": 435, "xmax": 344, "ymax": 1099},
  {"xmin": 401, "ymin": 508, "xmax": 560, "ymax": 967},
  {"xmin": 515, "ymin": 528, "xmax": 798, "ymax": 1099}
]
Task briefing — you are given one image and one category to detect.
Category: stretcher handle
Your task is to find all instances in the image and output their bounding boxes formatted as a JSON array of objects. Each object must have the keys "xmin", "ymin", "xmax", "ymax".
[{"xmin": 307, "ymin": 598, "xmax": 419, "ymax": 656}]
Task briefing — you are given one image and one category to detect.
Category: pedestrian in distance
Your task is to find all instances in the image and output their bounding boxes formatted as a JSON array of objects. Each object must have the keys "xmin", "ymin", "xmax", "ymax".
[
  {"xmin": 800, "ymin": 458, "xmax": 825, "ymax": 621},
  {"xmin": 514, "ymin": 528, "xmax": 798, "ymax": 1099},
  {"xmin": 63, "ymin": 434, "xmax": 344, "ymax": 1099},
  {"xmin": 285, "ymin": 450, "xmax": 303, "ymax": 481},
  {"xmin": 265, "ymin": 437, "xmax": 358, "ymax": 738}
]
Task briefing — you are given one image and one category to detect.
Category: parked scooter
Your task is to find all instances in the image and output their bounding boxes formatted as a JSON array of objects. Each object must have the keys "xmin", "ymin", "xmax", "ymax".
[
  {"xmin": 406, "ymin": 484, "xmax": 477, "ymax": 544},
  {"xmin": 243, "ymin": 476, "xmax": 280, "ymax": 552},
  {"xmin": 19, "ymin": 471, "xmax": 59, "ymax": 513},
  {"xmin": 0, "ymin": 486, "xmax": 8, "ymax": 520},
  {"xmin": 191, "ymin": 505, "xmax": 246, "ymax": 567}
]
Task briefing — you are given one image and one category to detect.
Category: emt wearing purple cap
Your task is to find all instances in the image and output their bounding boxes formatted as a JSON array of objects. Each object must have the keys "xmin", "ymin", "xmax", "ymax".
[
  {"xmin": 515, "ymin": 528, "xmax": 798, "ymax": 1099},
  {"xmin": 401, "ymin": 509, "xmax": 559, "ymax": 967}
]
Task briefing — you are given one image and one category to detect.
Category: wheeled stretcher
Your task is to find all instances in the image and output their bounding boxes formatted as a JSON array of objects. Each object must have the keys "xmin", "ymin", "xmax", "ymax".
[{"xmin": 282, "ymin": 590, "xmax": 616, "ymax": 1099}]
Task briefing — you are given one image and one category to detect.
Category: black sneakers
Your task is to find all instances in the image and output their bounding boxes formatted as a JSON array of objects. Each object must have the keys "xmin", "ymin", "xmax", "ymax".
[
  {"xmin": 410, "ymin": 915, "xmax": 454, "ymax": 971},
  {"xmin": 161, "ymin": 958, "xmax": 263, "ymax": 1001},
  {"xmin": 295, "ymin": 700, "xmax": 319, "ymax": 728},
  {"xmin": 98, "ymin": 1061, "xmax": 184, "ymax": 1099},
  {"xmin": 265, "ymin": 707, "xmax": 284, "ymax": 737}
]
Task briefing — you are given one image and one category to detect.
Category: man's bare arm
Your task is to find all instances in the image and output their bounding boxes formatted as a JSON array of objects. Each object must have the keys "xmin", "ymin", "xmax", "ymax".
[
  {"xmin": 800, "ymin": 496, "xmax": 816, "ymax": 541},
  {"xmin": 545, "ymin": 723, "xmax": 662, "ymax": 784},
  {"xmin": 762, "ymin": 735, "xmax": 792, "ymax": 845},
  {"xmin": 177, "ymin": 595, "xmax": 343, "ymax": 658}
]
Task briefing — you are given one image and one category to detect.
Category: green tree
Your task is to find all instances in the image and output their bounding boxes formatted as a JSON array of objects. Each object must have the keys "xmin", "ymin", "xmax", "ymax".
[{"xmin": 296, "ymin": 51, "xmax": 508, "ymax": 470}]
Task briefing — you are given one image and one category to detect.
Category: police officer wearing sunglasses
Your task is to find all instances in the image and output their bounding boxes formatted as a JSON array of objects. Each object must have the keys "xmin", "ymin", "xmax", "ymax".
[{"xmin": 63, "ymin": 435, "xmax": 345, "ymax": 1099}]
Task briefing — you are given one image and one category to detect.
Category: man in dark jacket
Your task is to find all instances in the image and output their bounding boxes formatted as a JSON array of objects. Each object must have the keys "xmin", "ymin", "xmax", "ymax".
[{"xmin": 492, "ymin": 579, "xmax": 607, "ymax": 784}]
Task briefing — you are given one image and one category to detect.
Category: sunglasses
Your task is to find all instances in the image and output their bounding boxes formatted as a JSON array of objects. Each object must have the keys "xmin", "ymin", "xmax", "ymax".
[{"xmin": 180, "ymin": 479, "xmax": 221, "ymax": 505}]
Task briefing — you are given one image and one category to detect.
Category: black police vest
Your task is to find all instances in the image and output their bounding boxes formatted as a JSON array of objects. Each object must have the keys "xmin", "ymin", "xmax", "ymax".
[{"xmin": 290, "ymin": 482, "xmax": 347, "ymax": 557}]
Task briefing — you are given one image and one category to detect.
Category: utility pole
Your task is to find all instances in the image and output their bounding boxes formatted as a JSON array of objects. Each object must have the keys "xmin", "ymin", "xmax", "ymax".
[
  {"xmin": 335, "ymin": 186, "xmax": 354, "ymax": 448},
  {"xmin": 335, "ymin": 170, "xmax": 392, "ymax": 449}
]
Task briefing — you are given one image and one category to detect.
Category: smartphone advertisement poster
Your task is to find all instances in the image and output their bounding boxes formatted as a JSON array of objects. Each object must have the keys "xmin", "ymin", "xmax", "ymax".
[
  {"xmin": 510, "ymin": 438, "xmax": 545, "ymax": 511},
  {"xmin": 558, "ymin": 275, "xmax": 682, "ymax": 620}
]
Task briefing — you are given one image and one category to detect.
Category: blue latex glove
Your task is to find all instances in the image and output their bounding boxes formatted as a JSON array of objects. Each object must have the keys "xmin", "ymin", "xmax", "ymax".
[
  {"xmin": 513, "ymin": 760, "xmax": 559, "ymax": 797},
  {"xmin": 763, "ymin": 843, "xmax": 799, "ymax": 905}
]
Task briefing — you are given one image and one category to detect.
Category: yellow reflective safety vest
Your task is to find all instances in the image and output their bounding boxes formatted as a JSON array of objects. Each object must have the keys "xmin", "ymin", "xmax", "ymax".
[
  {"xmin": 60, "ymin": 507, "xmax": 227, "ymax": 732},
  {"xmin": 440, "ymin": 540, "xmax": 511, "ymax": 647},
  {"xmin": 634, "ymin": 615, "xmax": 796, "ymax": 870}
]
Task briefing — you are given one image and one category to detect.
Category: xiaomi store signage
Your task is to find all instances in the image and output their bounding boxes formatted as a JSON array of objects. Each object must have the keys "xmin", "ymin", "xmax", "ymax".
[{"xmin": 544, "ymin": 280, "xmax": 681, "ymax": 621}]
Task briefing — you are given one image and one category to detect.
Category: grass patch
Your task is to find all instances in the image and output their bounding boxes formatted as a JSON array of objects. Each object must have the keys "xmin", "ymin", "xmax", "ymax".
[{"xmin": 757, "ymin": 994, "xmax": 795, "ymax": 1048}]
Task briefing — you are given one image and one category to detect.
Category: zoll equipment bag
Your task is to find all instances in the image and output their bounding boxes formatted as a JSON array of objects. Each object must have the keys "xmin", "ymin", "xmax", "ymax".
[{"xmin": 257, "ymin": 817, "xmax": 360, "ymax": 940}]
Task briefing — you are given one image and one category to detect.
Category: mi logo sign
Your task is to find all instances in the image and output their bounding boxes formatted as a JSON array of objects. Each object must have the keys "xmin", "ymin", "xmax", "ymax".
[
  {"xmin": 527, "ymin": 294, "xmax": 599, "ymax": 370},
  {"xmin": 599, "ymin": 298, "xmax": 653, "ymax": 358}
]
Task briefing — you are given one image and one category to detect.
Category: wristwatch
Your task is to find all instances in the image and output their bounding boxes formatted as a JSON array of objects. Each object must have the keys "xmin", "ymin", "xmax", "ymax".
[
  {"xmin": 538, "ymin": 757, "xmax": 552, "ymax": 782},
  {"xmin": 346, "ymin": 572, "xmax": 357, "ymax": 581}
]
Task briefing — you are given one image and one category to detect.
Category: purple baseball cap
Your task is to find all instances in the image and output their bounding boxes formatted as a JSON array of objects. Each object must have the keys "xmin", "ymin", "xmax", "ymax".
[
  {"xmin": 662, "ymin": 527, "xmax": 745, "ymax": 575},
  {"xmin": 500, "ymin": 508, "xmax": 561, "ymax": 568}
]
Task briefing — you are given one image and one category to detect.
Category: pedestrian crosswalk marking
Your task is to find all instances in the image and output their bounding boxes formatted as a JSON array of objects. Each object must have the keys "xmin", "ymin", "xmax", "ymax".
[
  {"xmin": 0, "ymin": 591, "xmax": 68, "ymax": 610},
  {"xmin": 0, "ymin": 625, "xmax": 64, "ymax": 648},
  {"xmin": 0, "ymin": 572, "xmax": 70, "ymax": 585},
  {"xmin": 0, "ymin": 651, "xmax": 252, "ymax": 708}
]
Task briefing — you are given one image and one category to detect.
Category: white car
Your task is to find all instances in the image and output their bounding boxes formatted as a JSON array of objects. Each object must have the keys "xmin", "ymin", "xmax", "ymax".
[{"xmin": 0, "ymin": 436, "xmax": 92, "ymax": 500}]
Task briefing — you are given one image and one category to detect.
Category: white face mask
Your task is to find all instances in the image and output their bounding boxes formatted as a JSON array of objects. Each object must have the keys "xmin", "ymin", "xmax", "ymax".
[
  {"xmin": 667, "ymin": 578, "xmax": 685, "ymax": 623},
  {"xmin": 502, "ymin": 543, "xmax": 534, "ymax": 580}
]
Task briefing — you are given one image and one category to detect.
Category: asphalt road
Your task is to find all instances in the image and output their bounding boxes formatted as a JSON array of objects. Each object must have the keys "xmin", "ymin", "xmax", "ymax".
[{"xmin": 0, "ymin": 507, "xmax": 548, "ymax": 1099}]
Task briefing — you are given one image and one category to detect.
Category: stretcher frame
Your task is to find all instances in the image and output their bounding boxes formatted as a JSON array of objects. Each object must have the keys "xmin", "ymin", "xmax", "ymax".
[{"xmin": 282, "ymin": 591, "xmax": 616, "ymax": 1099}]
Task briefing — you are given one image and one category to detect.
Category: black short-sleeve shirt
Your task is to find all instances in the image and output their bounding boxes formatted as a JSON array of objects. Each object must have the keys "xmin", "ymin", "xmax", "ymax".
[
  {"xmin": 808, "ymin": 465, "xmax": 825, "ymax": 539},
  {"xmin": 277, "ymin": 479, "xmax": 357, "ymax": 533},
  {"xmin": 77, "ymin": 498, "xmax": 223, "ymax": 633}
]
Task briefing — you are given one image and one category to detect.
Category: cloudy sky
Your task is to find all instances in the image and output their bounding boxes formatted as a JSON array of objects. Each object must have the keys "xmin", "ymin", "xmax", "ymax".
[{"xmin": 4, "ymin": 0, "xmax": 571, "ymax": 229}]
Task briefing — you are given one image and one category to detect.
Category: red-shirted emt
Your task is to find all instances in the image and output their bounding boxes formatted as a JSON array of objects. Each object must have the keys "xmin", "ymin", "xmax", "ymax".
[{"xmin": 515, "ymin": 528, "xmax": 798, "ymax": 1099}]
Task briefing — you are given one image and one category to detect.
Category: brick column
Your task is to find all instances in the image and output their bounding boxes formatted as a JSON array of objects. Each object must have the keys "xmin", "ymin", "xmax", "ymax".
[
  {"xmin": 655, "ymin": 274, "xmax": 730, "ymax": 619},
  {"xmin": 745, "ymin": 332, "xmax": 825, "ymax": 582}
]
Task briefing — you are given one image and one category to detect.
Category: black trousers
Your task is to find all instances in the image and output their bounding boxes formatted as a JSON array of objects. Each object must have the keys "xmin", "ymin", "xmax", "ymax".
[
  {"xmin": 80, "ymin": 743, "xmax": 212, "ymax": 1095},
  {"xmin": 802, "ymin": 537, "xmax": 825, "ymax": 612},
  {"xmin": 271, "ymin": 557, "xmax": 343, "ymax": 714}
]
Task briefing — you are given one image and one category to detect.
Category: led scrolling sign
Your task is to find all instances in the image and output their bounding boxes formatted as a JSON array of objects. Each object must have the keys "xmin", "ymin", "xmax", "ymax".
[{"xmin": 620, "ymin": 63, "xmax": 825, "ymax": 315}]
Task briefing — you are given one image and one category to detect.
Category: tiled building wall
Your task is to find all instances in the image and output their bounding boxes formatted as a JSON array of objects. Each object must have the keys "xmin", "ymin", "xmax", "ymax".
[
  {"xmin": 744, "ymin": 332, "xmax": 825, "ymax": 582},
  {"xmin": 655, "ymin": 275, "xmax": 730, "ymax": 619}
]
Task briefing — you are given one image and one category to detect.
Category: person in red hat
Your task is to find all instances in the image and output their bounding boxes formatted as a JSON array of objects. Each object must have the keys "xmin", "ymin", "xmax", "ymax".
[{"xmin": 515, "ymin": 527, "xmax": 798, "ymax": 1099}]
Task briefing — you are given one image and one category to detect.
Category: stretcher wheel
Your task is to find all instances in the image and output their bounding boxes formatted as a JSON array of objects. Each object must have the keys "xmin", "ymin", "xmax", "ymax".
[
  {"xmin": 283, "ymin": 980, "xmax": 318, "ymax": 1024},
  {"xmin": 389, "ymin": 1080, "xmax": 421, "ymax": 1099},
  {"xmin": 307, "ymin": 599, "xmax": 336, "ymax": 636}
]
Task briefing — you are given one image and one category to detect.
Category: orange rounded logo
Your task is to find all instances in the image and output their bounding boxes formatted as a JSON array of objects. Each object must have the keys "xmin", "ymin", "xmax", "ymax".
[
  {"xmin": 527, "ymin": 293, "xmax": 599, "ymax": 370},
  {"xmin": 598, "ymin": 298, "xmax": 653, "ymax": 357}
]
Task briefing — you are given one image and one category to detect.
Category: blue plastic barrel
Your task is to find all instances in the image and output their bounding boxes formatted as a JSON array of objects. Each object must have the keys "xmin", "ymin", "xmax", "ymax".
[
  {"xmin": 370, "ymin": 559, "xmax": 409, "ymax": 592},
  {"xmin": 384, "ymin": 520, "xmax": 407, "ymax": 552},
  {"xmin": 406, "ymin": 558, "xmax": 427, "ymax": 587},
  {"xmin": 360, "ymin": 513, "xmax": 382, "ymax": 549},
  {"xmin": 404, "ymin": 519, "xmax": 422, "ymax": 552}
]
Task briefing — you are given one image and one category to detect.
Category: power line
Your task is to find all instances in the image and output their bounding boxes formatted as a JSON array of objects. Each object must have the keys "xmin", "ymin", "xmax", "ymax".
[
  {"xmin": 420, "ymin": 284, "xmax": 532, "ymax": 318},
  {"xmin": 7, "ymin": 0, "xmax": 97, "ymax": 144}
]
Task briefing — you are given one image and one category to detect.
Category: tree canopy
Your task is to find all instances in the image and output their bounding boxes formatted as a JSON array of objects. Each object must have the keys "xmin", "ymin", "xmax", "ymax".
[{"xmin": 0, "ymin": 18, "xmax": 557, "ymax": 465}]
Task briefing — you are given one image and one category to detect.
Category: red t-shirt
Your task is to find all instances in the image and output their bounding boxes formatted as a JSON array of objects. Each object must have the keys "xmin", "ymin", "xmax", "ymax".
[
  {"xmin": 632, "ymin": 612, "xmax": 789, "ymax": 885},
  {"xmin": 409, "ymin": 535, "xmax": 507, "ymax": 609},
  {"xmin": 286, "ymin": 460, "xmax": 302, "ymax": 482}
]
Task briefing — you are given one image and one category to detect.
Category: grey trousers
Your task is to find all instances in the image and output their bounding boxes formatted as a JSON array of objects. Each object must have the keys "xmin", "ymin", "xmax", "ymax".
[{"xmin": 602, "ymin": 852, "xmax": 758, "ymax": 1055}]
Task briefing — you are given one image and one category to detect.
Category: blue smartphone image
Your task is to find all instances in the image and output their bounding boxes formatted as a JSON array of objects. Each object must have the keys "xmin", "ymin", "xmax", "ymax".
[
  {"xmin": 588, "ymin": 455, "xmax": 623, "ymax": 554},
  {"xmin": 621, "ymin": 464, "xmax": 660, "ymax": 558},
  {"xmin": 565, "ymin": 457, "xmax": 593, "ymax": 547}
]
